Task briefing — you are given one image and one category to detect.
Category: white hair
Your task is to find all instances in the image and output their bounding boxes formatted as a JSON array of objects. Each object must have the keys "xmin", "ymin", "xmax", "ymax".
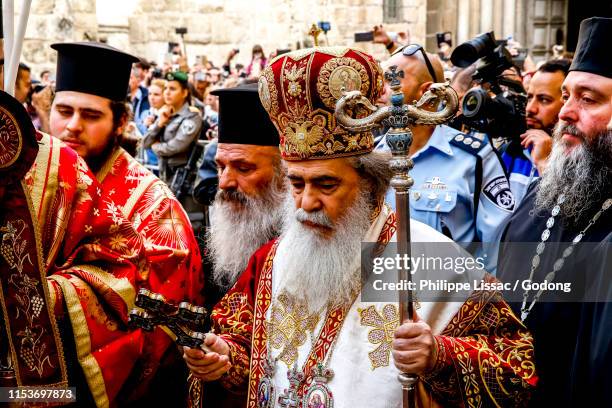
[
  {"xmin": 207, "ymin": 164, "xmax": 286, "ymax": 289},
  {"xmin": 273, "ymin": 186, "xmax": 373, "ymax": 313}
]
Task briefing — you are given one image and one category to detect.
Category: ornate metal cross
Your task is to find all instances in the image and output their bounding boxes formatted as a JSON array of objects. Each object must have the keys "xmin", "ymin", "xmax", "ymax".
[
  {"xmin": 334, "ymin": 65, "xmax": 459, "ymax": 408},
  {"xmin": 308, "ymin": 23, "xmax": 323, "ymax": 47},
  {"xmin": 384, "ymin": 65, "xmax": 404, "ymax": 87},
  {"xmin": 128, "ymin": 288, "xmax": 211, "ymax": 350},
  {"xmin": 278, "ymin": 364, "xmax": 304, "ymax": 408}
]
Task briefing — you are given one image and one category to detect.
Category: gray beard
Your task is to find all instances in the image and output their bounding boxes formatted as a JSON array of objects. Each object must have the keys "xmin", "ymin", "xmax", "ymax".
[
  {"xmin": 207, "ymin": 181, "xmax": 285, "ymax": 290},
  {"xmin": 273, "ymin": 189, "xmax": 373, "ymax": 314},
  {"xmin": 535, "ymin": 124, "xmax": 612, "ymax": 228}
]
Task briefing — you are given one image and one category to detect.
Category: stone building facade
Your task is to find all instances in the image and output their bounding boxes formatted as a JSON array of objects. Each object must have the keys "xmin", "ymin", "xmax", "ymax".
[{"xmin": 14, "ymin": 0, "xmax": 609, "ymax": 78}]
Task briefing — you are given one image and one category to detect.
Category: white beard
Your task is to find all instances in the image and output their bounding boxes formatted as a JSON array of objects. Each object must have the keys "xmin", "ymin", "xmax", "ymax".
[
  {"xmin": 273, "ymin": 190, "xmax": 373, "ymax": 313},
  {"xmin": 207, "ymin": 181, "xmax": 285, "ymax": 289}
]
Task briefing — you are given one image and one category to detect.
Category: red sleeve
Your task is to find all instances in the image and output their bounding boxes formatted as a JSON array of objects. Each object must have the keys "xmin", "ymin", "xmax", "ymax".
[
  {"xmin": 421, "ymin": 275, "xmax": 537, "ymax": 407},
  {"xmin": 201, "ymin": 240, "xmax": 276, "ymax": 394}
]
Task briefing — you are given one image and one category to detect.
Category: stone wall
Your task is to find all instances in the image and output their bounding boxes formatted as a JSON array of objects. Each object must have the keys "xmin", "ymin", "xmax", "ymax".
[
  {"xmin": 124, "ymin": 0, "xmax": 427, "ymax": 68},
  {"xmin": 22, "ymin": 0, "xmax": 98, "ymax": 77},
  {"xmin": 17, "ymin": 0, "xmax": 427, "ymax": 79}
]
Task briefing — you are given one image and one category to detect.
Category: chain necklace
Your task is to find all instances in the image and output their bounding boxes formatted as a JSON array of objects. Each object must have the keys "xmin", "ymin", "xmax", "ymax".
[
  {"xmin": 259, "ymin": 288, "xmax": 356, "ymax": 408},
  {"xmin": 521, "ymin": 194, "xmax": 612, "ymax": 322}
]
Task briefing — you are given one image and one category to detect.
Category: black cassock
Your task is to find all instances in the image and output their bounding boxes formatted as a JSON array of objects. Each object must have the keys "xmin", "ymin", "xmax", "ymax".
[{"xmin": 498, "ymin": 182, "xmax": 611, "ymax": 407}]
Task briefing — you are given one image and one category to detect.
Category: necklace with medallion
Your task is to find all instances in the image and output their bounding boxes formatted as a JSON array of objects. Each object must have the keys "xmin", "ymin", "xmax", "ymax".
[
  {"xmin": 258, "ymin": 290, "xmax": 356, "ymax": 408},
  {"xmin": 521, "ymin": 194, "xmax": 612, "ymax": 322}
]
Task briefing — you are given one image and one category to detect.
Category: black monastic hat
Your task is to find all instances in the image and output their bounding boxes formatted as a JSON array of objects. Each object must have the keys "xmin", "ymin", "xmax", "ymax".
[
  {"xmin": 211, "ymin": 83, "xmax": 279, "ymax": 146},
  {"xmin": 569, "ymin": 17, "xmax": 612, "ymax": 79},
  {"xmin": 51, "ymin": 42, "xmax": 139, "ymax": 101}
]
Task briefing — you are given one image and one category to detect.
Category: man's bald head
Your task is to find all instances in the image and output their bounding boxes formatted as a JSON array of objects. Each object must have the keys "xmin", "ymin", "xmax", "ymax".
[{"xmin": 380, "ymin": 48, "xmax": 443, "ymax": 105}]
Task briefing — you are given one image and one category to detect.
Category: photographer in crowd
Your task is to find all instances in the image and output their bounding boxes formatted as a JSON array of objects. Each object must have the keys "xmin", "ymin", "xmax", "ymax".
[
  {"xmin": 143, "ymin": 70, "xmax": 203, "ymax": 183},
  {"xmin": 501, "ymin": 59, "xmax": 570, "ymax": 202}
]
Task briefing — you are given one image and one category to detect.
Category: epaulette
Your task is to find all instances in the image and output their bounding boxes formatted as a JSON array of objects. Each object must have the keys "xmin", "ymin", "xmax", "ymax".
[
  {"xmin": 188, "ymin": 106, "xmax": 201, "ymax": 114},
  {"xmin": 449, "ymin": 133, "xmax": 486, "ymax": 155}
]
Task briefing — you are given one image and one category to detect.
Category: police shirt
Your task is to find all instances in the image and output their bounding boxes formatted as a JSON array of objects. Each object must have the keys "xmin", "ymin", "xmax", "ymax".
[
  {"xmin": 143, "ymin": 102, "xmax": 202, "ymax": 167},
  {"xmin": 376, "ymin": 124, "xmax": 515, "ymax": 274}
]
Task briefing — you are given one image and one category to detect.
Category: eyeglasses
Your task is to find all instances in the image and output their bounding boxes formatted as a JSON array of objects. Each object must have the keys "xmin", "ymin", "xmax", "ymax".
[{"xmin": 393, "ymin": 44, "xmax": 439, "ymax": 83}]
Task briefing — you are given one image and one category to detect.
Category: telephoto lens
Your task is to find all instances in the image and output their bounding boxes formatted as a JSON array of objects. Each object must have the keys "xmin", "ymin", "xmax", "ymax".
[{"xmin": 451, "ymin": 32, "xmax": 497, "ymax": 67}]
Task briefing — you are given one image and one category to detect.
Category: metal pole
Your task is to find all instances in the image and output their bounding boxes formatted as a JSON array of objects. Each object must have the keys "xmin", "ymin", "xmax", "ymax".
[{"xmin": 383, "ymin": 66, "xmax": 418, "ymax": 408}]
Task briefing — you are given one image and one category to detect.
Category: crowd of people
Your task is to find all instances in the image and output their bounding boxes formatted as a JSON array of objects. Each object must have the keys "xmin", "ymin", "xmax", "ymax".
[{"xmin": 0, "ymin": 14, "xmax": 610, "ymax": 408}]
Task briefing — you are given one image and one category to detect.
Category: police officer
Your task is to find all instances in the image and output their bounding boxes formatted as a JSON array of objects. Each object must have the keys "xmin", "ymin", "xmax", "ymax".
[
  {"xmin": 143, "ymin": 71, "xmax": 203, "ymax": 183},
  {"xmin": 377, "ymin": 45, "xmax": 514, "ymax": 273}
]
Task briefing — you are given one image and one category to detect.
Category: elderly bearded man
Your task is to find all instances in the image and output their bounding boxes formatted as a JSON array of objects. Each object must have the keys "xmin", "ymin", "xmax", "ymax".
[
  {"xmin": 193, "ymin": 83, "xmax": 285, "ymax": 408},
  {"xmin": 48, "ymin": 42, "xmax": 203, "ymax": 406},
  {"xmin": 202, "ymin": 83, "xmax": 285, "ymax": 309},
  {"xmin": 498, "ymin": 17, "xmax": 612, "ymax": 407},
  {"xmin": 184, "ymin": 48, "xmax": 536, "ymax": 407}
]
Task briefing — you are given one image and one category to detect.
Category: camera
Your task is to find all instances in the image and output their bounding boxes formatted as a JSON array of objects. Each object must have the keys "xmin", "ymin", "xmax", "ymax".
[
  {"xmin": 450, "ymin": 32, "xmax": 527, "ymax": 141},
  {"xmin": 354, "ymin": 31, "xmax": 374, "ymax": 42}
]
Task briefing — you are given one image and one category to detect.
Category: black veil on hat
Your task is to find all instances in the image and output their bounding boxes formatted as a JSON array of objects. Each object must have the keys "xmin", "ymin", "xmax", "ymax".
[
  {"xmin": 51, "ymin": 42, "xmax": 139, "ymax": 101},
  {"xmin": 211, "ymin": 83, "xmax": 279, "ymax": 146},
  {"xmin": 569, "ymin": 17, "xmax": 612, "ymax": 78}
]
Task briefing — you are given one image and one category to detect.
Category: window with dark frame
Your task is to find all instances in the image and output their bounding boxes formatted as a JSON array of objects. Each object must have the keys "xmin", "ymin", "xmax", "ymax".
[{"xmin": 383, "ymin": 0, "xmax": 403, "ymax": 23}]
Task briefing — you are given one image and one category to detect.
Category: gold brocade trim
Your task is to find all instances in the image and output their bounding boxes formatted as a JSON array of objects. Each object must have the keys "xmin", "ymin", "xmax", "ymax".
[
  {"xmin": 139, "ymin": 190, "xmax": 166, "ymax": 221},
  {"xmin": 258, "ymin": 68, "xmax": 279, "ymax": 116},
  {"xmin": 95, "ymin": 147, "xmax": 123, "ymax": 183},
  {"xmin": 316, "ymin": 57, "xmax": 370, "ymax": 109},
  {"xmin": 23, "ymin": 182, "xmax": 68, "ymax": 385},
  {"xmin": 0, "ymin": 106, "xmax": 23, "ymax": 168},
  {"xmin": 279, "ymin": 47, "xmax": 351, "ymax": 62},
  {"xmin": 46, "ymin": 136, "xmax": 65, "ymax": 265},
  {"xmin": 122, "ymin": 175, "xmax": 158, "ymax": 220},
  {"xmin": 187, "ymin": 372, "xmax": 202, "ymax": 408},
  {"xmin": 70, "ymin": 264, "xmax": 136, "ymax": 311},
  {"xmin": 0, "ymin": 271, "xmax": 19, "ymax": 383},
  {"xmin": 52, "ymin": 275, "xmax": 109, "ymax": 408},
  {"xmin": 279, "ymin": 57, "xmax": 290, "ymax": 119},
  {"xmin": 30, "ymin": 133, "xmax": 52, "ymax": 220}
]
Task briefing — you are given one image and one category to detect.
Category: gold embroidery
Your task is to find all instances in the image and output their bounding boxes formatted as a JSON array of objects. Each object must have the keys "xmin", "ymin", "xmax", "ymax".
[
  {"xmin": 95, "ymin": 147, "xmax": 123, "ymax": 183},
  {"xmin": 359, "ymin": 304, "xmax": 400, "ymax": 369},
  {"xmin": 285, "ymin": 120, "xmax": 325, "ymax": 156},
  {"xmin": 258, "ymin": 75, "xmax": 272, "ymax": 112},
  {"xmin": 1, "ymin": 219, "xmax": 54, "ymax": 377},
  {"xmin": 317, "ymin": 57, "xmax": 370, "ymax": 109},
  {"xmin": 284, "ymin": 65, "xmax": 306, "ymax": 97},
  {"xmin": 278, "ymin": 47, "xmax": 350, "ymax": 62},
  {"xmin": 268, "ymin": 292, "xmax": 319, "ymax": 367},
  {"xmin": 0, "ymin": 107, "xmax": 22, "ymax": 168},
  {"xmin": 52, "ymin": 275, "xmax": 109, "ymax": 408},
  {"xmin": 260, "ymin": 67, "xmax": 279, "ymax": 115}
]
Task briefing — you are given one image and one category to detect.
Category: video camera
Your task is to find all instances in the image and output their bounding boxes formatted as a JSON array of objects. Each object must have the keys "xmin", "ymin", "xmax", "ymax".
[{"xmin": 450, "ymin": 32, "xmax": 527, "ymax": 141}]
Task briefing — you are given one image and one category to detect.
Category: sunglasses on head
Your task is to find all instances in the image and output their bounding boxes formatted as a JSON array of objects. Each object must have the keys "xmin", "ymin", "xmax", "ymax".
[{"xmin": 392, "ymin": 44, "xmax": 439, "ymax": 83}]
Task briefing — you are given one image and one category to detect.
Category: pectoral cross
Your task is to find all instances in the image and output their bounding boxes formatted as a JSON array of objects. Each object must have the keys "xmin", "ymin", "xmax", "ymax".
[
  {"xmin": 384, "ymin": 65, "xmax": 404, "ymax": 87},
  {"xmin": 308, "ymin": 24, "xmax": 322, "ymax": 47},
  {"xmin": 278, "ymin": 364, "xmax": 304, "ymax": 408}
]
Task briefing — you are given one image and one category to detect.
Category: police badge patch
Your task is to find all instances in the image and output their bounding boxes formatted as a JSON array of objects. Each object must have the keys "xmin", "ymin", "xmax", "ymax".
[
  {"xmin": 483, "ymin": 176, "xmax": 515, "ymax": 211},
  {"xmin": 180, "ymin": 119, "xmax": 196, "ymax": 134}
]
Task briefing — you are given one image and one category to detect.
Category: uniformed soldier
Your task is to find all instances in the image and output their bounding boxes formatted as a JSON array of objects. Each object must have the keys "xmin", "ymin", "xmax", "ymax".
[
  {"xmin": 377, "ymin": 44, "xmax": 514, "ymax": 273},
  {"xmin": 143, "ymin": 70, "xmax": 203, "ymax": 183}
]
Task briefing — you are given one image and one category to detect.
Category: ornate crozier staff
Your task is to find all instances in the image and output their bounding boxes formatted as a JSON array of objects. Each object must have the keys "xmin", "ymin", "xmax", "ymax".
[{"xmin": 335, "ymin": 66, "xmax": 458, "ymax": 408}]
